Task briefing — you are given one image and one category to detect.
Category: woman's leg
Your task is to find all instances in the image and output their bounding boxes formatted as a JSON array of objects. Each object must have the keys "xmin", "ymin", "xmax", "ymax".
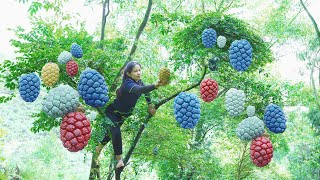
[
  {"xmin": 97, "ymin": 110, "xmax": 125, "ymax": 168},
  {"xmin": 110, "ymin": 124, "xmax": 122, "ymax": 155},
  {"xmin": 96, "ymin": 115, "xmax": 114, "ymax": 154},
  {"xmin": 110, "ymin": 122, "xmax": 124, "ymax": 168},
  {"xmin": 96, "ymin": 128, "xmax": 111, "ymax": 154}
]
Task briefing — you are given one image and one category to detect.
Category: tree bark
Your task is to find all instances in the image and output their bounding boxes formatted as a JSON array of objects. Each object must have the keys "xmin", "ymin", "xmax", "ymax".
[
  {"xmin": 92, "ymin": 1, "xmax": 153, "ymax": 179},
  {"xmin": 300, "ymin": 0, "xmax": 320, "ymax": 43},
  {"xmin": 100, "ymin": 0, "xmax": 110, "ymax": 41},
  {"xmin": 109, "ymin": 0, "xmax": 153, "ymax": 93},
  {"xmin": 318, "ymin": 66, "xmax": 320, "ymax": 87},
  {"xmin": 89, "ymin": 108, "xmax": 111, "ymax": 180},
  {"xmin": 89, "ymin": 156, "xmax": 101, "ymax": 180},
  {"xmin": 310, "ymin": 60, "xmax": 320, "ymax": 110}
]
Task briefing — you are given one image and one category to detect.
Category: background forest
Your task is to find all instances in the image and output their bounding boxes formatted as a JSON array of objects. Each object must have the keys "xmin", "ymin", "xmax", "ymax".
[{"xmin": 0, "ymin": 0, "xmax": 320, "ymax": 179}]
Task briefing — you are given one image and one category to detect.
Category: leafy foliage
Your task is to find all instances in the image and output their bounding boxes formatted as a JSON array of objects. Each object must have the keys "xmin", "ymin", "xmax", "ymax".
[
  {"xmin": 170, "ymin": 12, "xmax": 273, "ymax": 71},
  {"xmin": 2, "ymin": 0, "xmax": 319, "ymax": 179},
  {"xmin": 307, "ymin": 106, "xmax": 320, "ymax": 134},
  {"xmin": 30, "ymin": 111, "xmax": 61, "ymax": 133},
  {"xmin": 0, "ymin": 15, "xmax": 127, "ymax": 132},
  {"xmin": 261, "ymin": 0, "xmax": 312, "ymax": 40}
]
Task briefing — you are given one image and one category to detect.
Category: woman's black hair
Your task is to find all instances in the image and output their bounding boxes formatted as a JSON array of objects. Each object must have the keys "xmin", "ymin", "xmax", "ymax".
[{"xmin": 116, "ymin": 61, "xmax": 141, "ymax": 99}]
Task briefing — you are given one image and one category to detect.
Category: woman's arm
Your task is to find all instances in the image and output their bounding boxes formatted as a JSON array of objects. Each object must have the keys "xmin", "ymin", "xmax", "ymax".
[
  {"xmin": 130, "ymin": 84, "xmax": 156, "ymax": 94},
  {"xmin": 126, "ymin": 79, "xmax": 169, "ymax": 95}
]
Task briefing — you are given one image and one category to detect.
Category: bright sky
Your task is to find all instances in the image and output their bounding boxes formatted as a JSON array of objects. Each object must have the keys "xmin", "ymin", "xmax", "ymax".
[
  {"xmin": 0, "ymin": 0, "xmax": 320, "ymax": 83},
  {"xmin": 0, "ymin": 0, "xmax": 101, "ymax": 61}
]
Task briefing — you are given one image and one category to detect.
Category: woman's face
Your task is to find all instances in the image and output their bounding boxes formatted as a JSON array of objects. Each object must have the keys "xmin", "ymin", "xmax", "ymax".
[{"xmin": 127, "ymin": 64, "xmax": 141, "ymax": 81}]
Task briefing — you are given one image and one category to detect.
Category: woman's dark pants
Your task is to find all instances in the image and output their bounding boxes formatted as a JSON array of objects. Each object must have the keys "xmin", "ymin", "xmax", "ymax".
[{"xmin": 100, "ymin": 111, "xmax": 124, "ymax": 155}]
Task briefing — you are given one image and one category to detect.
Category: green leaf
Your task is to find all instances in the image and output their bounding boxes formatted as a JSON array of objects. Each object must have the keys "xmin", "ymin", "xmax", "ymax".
[{"xmin": 28, "ymin": 2, "xmax": 43, "ymax": 16}]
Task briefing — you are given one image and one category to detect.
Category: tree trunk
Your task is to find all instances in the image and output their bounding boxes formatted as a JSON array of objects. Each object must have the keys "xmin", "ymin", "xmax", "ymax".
[
  {"xmin": 110, "ymin": 0, "xmax": 153, "ymax": 93},
  {"xmin": 89, "ymin": 155, "xmax": 101, "ymax": 180},
  {"xmin": 91, "ymin": 1, "xmax": 154, "ymax": 179},
  {"xmin": 318, "ymin": 67, "xmax": 320, "ymax": 87},
  {"xmin": 300, "ymin": 0, "xmax": 320, "ymax": 42},
  {"xmin": 300, "ymin": 0, "xmax": 320, "ymax": 111},
  {"xmin": 100, "ymin": 0, "xmax": 110, "ymax": 42}
]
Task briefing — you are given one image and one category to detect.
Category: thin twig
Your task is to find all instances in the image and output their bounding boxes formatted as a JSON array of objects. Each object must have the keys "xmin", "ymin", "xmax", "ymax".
[
  {"xmin": 174, "ymin": 0, "xmax": 185, "ymax": 12},
  {"xmin": 236, "ymin": 142, "xmax": 249, "ymax": 180}
]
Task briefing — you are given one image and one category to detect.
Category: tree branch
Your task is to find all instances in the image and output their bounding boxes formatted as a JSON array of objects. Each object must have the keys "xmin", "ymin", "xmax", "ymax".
[
  {"xmin": 217, "ymin": 0, "xmax": 226, "ymax": 13},
  {"xmin": 197, "ymin": 124, "xmax": 217, "ymax": 145},
  {"xmin": 310, "ymin": 50, "xmax": 320, "ymax": 111},
  {"xmin": 300, "ymin": 0, "xmax": 320, "ymax": 111},
  {"xmin": 213, "ymin": 0, "xmax": 218, "ymax": 12},
  {"xmin": 300, "ymin": 0, "xmax": 320, "ymax": 43},
  {"xmin": 89, "ymin": 155, "xmax": 101, "ymax": 180},
  {"xmin": 89, "ymin": 106, "xmax": 110, "ymax": 180},
  {"xmin": 267, "ymin": 5, "xmax": 305, "ymax": 49},
  {"xmin": 110, "ymin": 0, "xmax": 153, "ymax": 93},
  {"xmin": 318, "ymin": 67, "xmax": 320, "ymax": 87},
  {"xmin": 91, "ymin": 1, "xmax": 153, "ymax": 178},
  {"xmin": 236, "ymin": 142, "xmax": 249, "ymax": 180},
  {"xmin": 155, "ymin": 66, "xmax": 207, "ymax": 109},
  {"xmin": 221, "ymin": 0, "xmax": 234, "ymax": 13},
  {"xmin": 100, "ymin": 0, "xmax": 110, "ymax": 41},
  {"xmin": 106, "ymin": 155, "xmax": 116, "ymax": 179},
  {"xmin": 174, "ymin": 0, "xmax": 185, "ymax": 12}
]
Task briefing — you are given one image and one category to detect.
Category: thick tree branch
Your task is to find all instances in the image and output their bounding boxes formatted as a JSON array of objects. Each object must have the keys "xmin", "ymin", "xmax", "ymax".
[
  {"xmin": 89, "ymin": 158, "xmax": 101, "ymax": 180},
  {"xmin": 300, "ymin": 0, "xmax": 320, "ymax": 43},
  {"xmin": 155, "ymin": 66, "xmax": 207, "ymax": 109},
  {"xmin": 105, "ymin": 2, "xmax": 154, "ymax": 179},
  {"xmin": 300, "ymin": 0, "xmax": 320, "ymax": 111},
  {"xmin": 110, "ymin": 0, "xmax": 153, "ymax": 93},
  {"xmin": 100, "ymin": 0, "xmax": 110, "ymax": 41},
  {"xmin": 106, "ymin": 155, "xmax": 115, "ymax": 179},
  {"xmin": 92, "ymin": 1, "xmax": 153, "ymax": 177},
  {"xmin": 310, "ymin": 50, "xmax": 320, "ymax": 111},
  {"xmin": 318, "ymin": 67, "xmax": 320, "ymax": 87},
  {"xmin": 89, "ymin": 107, "xmax": 110, "ymax": 180}
]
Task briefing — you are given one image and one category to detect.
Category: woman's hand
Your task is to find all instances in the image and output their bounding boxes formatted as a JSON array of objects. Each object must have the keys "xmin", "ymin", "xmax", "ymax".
[
  {"xmin": 148, "ymin": 104, "xmax": 156, "ymax": 116},
  {"xmin": 155, "ymin": 80, "xmax": 170, "ymax": 88}
]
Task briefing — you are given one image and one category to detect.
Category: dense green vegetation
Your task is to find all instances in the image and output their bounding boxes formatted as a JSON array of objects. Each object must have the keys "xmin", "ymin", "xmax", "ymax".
[{"xmin": 0, "ymin": 0, "xmax": 319, "ymax": 179}]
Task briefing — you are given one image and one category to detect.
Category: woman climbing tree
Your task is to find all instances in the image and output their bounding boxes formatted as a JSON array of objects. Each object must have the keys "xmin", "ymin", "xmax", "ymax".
[{"xmin": 95, "ymin": 61, "xmax": 169, "ymax": 168}]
